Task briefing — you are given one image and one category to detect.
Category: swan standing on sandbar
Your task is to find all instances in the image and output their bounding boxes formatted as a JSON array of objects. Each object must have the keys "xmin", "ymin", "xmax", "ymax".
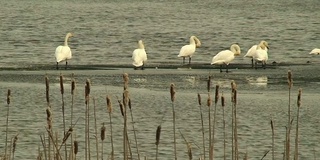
[
  {"xmin": 177, "ymin": 36, "xmax": 201, "ymax": 65},
  {"xmin": 253, "ymin": 41, "xmax": 269, "ymax": 69},
  {"xmin": 244, "ymin": 40, "xmax": 269, "ymax": 68},
  {"xmin": 132, "ymin": 40, "xmax": 147, "ymax": 70},
  {"xmin": 55, "ymin": 32, "xmax": 73, "ymax": 70},
  {"xmin": 309, "ymin": 48, "xmax": 320, "ymax": 55},
  {"xmin": 211, "ymin": 44, "xmax": 241, "ymax": 73}
]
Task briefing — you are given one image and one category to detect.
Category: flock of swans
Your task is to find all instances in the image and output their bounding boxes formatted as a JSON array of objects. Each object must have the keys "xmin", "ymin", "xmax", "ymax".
[{"xmin": 55, "ymin": 33, "xmax": 320, "ymax": 71}]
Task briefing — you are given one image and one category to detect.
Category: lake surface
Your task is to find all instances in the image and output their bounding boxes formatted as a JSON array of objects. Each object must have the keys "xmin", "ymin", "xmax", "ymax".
[{"xmin": 0, "ymin": 0, "xmax": 320, "ymax": 159}]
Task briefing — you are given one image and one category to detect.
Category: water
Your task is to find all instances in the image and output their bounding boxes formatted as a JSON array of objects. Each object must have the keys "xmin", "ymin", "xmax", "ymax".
[{"xmin": 0, "ymin": 0, "xmax": 320, "ymax": 159}]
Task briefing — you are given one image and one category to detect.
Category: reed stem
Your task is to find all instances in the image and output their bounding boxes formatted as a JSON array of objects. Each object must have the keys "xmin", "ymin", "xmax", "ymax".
[
  {"xmin": 170, "ymin": 83, "xmax": 177, "ymax": 160},
  {"xmin": 197, "ymin": 93, "xmax": 205, "ymax": 160},
  {"xmin": 5, "ymin": 89, "xmax": 11, "ymax": 159},
  {"xmin": 128, "ymin": 99, "xmax": 140, "ymax": 160},
  {"xmin": 294, "ymin": 88, "xmax": 302, "ymax": 160},
  {"xmin": 106, "ymin": 95, "xmax": 114, "ymax": 160}
]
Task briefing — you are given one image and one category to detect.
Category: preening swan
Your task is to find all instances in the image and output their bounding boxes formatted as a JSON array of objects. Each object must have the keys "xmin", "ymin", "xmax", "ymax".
[
  {"xmin": 211, "ymin": 44, "xmax": 241, "ymax": 73},
  {"xmin": 244, "ymin": 41, "xmax": 269, "ymax": 68},
  {"xmin": 309, "ymin": 48, "xmax": 320, "ymax": 55},
  {"xmin": 253, "ymin": 41, "xmax": 269, "ymax": 69},
  {"xmin": 55, "ymin": 32, "xmax": 73, "ymax": 70},
  {"xmin": 132, "ymin": 40, "xmax": 147, "ymax": 70},
  {"xmin": 177, "ymin": 36, "xmax": 201, "ymax": 65}
]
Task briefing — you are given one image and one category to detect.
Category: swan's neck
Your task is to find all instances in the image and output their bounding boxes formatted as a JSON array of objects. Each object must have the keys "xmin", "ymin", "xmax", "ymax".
[
  {"xmin": 64, "ymin": 34, "xmax": 71, "ymax": 46},
  {"xmin": 138, "ymin": 41, "xmax": 144, "ymax": 49}
]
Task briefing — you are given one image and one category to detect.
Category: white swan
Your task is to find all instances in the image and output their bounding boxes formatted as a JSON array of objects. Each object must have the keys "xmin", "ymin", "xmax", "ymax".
[
  {"xmin": 253, "ymin": 41, "xmax": 269, "ymax": 69},
  {"xmin": 309, "ymin": 48, "xmax": 320, "ymax": 55},
  {"xmin": 132, "ymin": 40, "xmax": 147, "ymax": 70},
  {"xmin": 55, "ymin": 32, "xmax": 73, "ymax": 70},
  {"xmin": 244, "ymin": 41, "xmax": 269, "ymax": 68},
  {"xmin": 177, "ymin": 36, "xmax": 201, "ymax": 65},
  {"xmin": 211, "ymin": 44, "xmax": 241, "ymax": 73}
]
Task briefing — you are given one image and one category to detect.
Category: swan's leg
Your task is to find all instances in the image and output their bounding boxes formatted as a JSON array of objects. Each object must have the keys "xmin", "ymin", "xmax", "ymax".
[
  {"xmin": 226, "ymin": 64, "xmax": 229, "ymax": 73},
  {"xmin": 141, "ymin": 63, "xmax": 145, "ymax": 70},
  {"xmin": 188, "ymin": 57, "xmax": 191, "ymax": 65},
  {"xmin": 65, "ymin": 61, "xmax": 68, "ymax": 70},
  {"xmin": 56, "ymin": 62, "xmax": 59, "ymax": 70},
  {"xmin": 219, "ymin": 65, "xmax": 222, "ymax": 73},
  {"xmin": 255, "ymin": 61, "xmax": 258, "ymax": 70},
  {"xmin": 263, "ymin": 61, "xmax": 266, "ymax": 69},
  {"xmin": 183, "ymin": 57, "xmax": 185, "ymax": 64}
]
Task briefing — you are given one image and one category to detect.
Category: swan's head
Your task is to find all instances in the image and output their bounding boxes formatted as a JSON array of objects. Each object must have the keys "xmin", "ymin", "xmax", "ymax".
[
  {"xmin": 138, "ymin": 40, "xmax": 145, "ymax": 49},
  {"xmin": 260, "ymin": 40, "xmax": 269, "ymax": 49},
  {"xmin": 190, "ymin": 36, "xmax": 201, "ymax": 47},
  {"xmin": 231, "ymin": 44, "xmax": 241, "ymax": 56},
  {"xmin": 66, "ymin": 32, "xmax": 74, "ymax": 38}
]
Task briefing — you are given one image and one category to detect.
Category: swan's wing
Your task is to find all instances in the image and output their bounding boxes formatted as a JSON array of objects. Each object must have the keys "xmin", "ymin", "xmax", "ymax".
[
  {"xmin": 132, "ymin": 49, "xmax": 146, "ymax": 67},
  {"xmin": 244, "ymin": 45, "xmax": 257, "ymax": 58},
  {"xmin": 211, "ymin": 50, "xmax": 234, "ymax": 65},
  {"xmin": 254, "ymin": 49, "xmax": 268, "ymax": 61},
  {"xmin": 178, "ymin": 44, "xmax": 196, "ymax": 57},
  {"xmin": 310, "ymin": 48, "xmax": 320, "ymax": 55}
]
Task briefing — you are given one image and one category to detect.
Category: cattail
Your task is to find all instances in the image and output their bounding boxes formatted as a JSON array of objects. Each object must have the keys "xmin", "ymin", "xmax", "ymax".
[
  {"xmin": 61, "ymin": 127, "xmax": 73, "ymax": 146},
  {"xmin": 59, "ymin": 74, "xmax": 64, "ymax": 95},
  {"xmin": 270, "ymin": 119, "xmax": 274, "ymax": 131},
  {"xmin": 123, "ymin": 73, "xmax": 129, "ymax": 90},
  {"xmin": 170, "ymin": 83, "xmax": 176, "ymax": 102},
  {"xmin": 85, "ymin": 79, "xmax": 91, "ymax": 104},
  {"xmin": 128, "ymin": 98, "xmax": 132, "ymax": 110},
  {"xmin": 118, "ymin": 100, "xmax": 124, "ymax": 117},
  {"xmin": 221, "ymin": 93, "xmax": 225, "ymax": 107},
  {"xmin": 71, "ymin": 78, "xmax": 75, "ymax": 95},
  {"xmin": 288, "ymin": 70, "xmax": 293, "ymax": 88},
  {"xmin": 45, "ymin": 76, "xmax": 50, "ymax": 104},
  {"xmin": 46, "ymin": 107, "xmax": 52, "ymax": 130},
  {"xmin": 214, "ymin": 85, "xmax": 219, "ymax": 104},
  {"xmin": 12, "ymin": 133, "xmax": 18, "ymax": 153},
  {"xmin": 187, "ymin": 143, "xmax": 192, "ymax": 160},
  {"xmin": 123, "ymin": 90, "xmax": 129, "ymax": 107},
  {"xmin": 74, "ymin": 141, "xmax": 78, "ymax": 155},
  {"xmin": 7, "ymin": 89, "xmax": 11, "ymax": 105},
  {"xmin": 101, "ymin": 123, "xmax": 106, "ymax": 141},
  {"xmin": 207, "ymin": 93, "xmax": 212, "ymax": 107},
  {"xmin": 106, "ymin": 95, "xmax": 113, "ymax": 113},
  {"xmin": 297, "ymin": 88, "xmax": 302, "ymax": 107},
  {"xmin": 207, "ymin": 76, "xmax": 211, "ymax": 92},
  {"xmin": 156, "ymin": 125, "xmax": 161, "ymax": 146},
  {"xmin": 197, "ymin": 93, "xmax": 201, "ymax": 106},
  {"xmin": 231, "ymin": 80, "xmax": 237, "ymax": 102},
  {"xmin": 233, "ymin": 89, "xmax": 237, "ymax": 104}
]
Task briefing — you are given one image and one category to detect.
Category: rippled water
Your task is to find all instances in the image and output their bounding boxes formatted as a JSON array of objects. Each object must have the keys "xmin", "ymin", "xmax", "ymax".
[
  {"xmin": 0, "ymin": 0, "xmax": 320, "ymax": 159},
  {"xmin": 1, "ymin": 0, "xmax": 320, "ymax": 68}
]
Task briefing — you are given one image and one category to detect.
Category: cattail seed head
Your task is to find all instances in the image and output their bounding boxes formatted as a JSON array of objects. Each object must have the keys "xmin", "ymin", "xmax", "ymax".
[
  {"xmin": 123, "ymin": 73, "xmax": 129, "ymax": 90},
  {"xmin": 46, "ymin": 107, "xmax": 52, "ymax": 130},
  {"xmin": 71, "ymin": 79, "xmax": 75, "ymax": 95},
  {"xmin": 45, "ymin": 76, "xmax": 50, "ymax": 104},
  {"xmin": 221, "ymin": 93, "xmax": 225, "ymax": 107},
  {"xmin": 7, "ymin": 89, "xmax": 11, "ymax": 105},
  {"xmin": 187, "ymin": 143, "xmax": 192, "ymax": 160},
  {"xmin": 297, "ymin": 88, "xmax": 302, "ymax": 107},
  {"xmin": 85, "ymin": 79, "xmax": 91, "ymax": 104},
  {"xmin": 197, "ymin": 93, "xmax": 201, "ymax": 106},
  {"xmin": 12, "ymin": 133, "xmax": 18, "ymax": 153},
  {"xmin": 128, "ymin": 98, "xmax": 132, "ymax": 110},
  {"xmin": 59, "ymin": 74, "xmax": 64, "ymax": 95},
  {"xmin": 123, "ymin": 90, "xmax": 129, "ymax": 107},
  {"xmin": 207, "ymin": 76, "xmax": 212, "ymax": 92},
  {"xmin": 287, "ymin": 70, "xmax": 293, "ymax": 88},
  {"xmin": 233, "ymin": 89, "xmax": 237, "ymax": 104},
  {"xmin": 118, "ymin": 100, "xmax": 125, "ymax": 117},
  {"xmin": 214, "ymin": 85, "xmax": 220, "ymax": 104},
  {"xmin": 270, "ymin": 119, "xmax": 274, "ymax": 131},
  {"xmin": 156, "ymin": 125, "xmax": 161, "ymax": 146},
  {"xmin": 73, "ymin": 141, "xmax": 78, "ymax": 155},
  {"xmin": 101, "ymin": 123, "xmax": 106, "ymax": 141},
  {"xmin": 207, "ymin": 93, "xmax": 212, "ymax": 107},
  {"xmin": 170, "ymin": 83, "xmax": 176, "ymax": 102},
  {"xmin": 106, "ymin": 95, "xmax": 113, "ymax": 113}
]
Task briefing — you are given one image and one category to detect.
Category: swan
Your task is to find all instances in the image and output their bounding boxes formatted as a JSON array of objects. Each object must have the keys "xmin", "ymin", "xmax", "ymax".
[
  {"xmin": 211, "ymin": 44, "xmax": 241, "ymax": 73},
  {"xmin": 132, "ymin": 40, "xmax": 147, "ymax": 70},
  {"xmin": 253, "ymin": 41, "xmax": 269, "ymax": 69},
  {"xmin": 55, "ymin": 32, "xmax": 73, "ymax": 70},
  {"xmin": 177, "ymin": 36, "xmax": 201, "ymax": 65},
  {"xmin": 244, "ymin": 41, "xmax": 269, "ymax": 68},
  {"xmin": 309, "ymin": 48, "xmax": 320, "ymax": 55}
]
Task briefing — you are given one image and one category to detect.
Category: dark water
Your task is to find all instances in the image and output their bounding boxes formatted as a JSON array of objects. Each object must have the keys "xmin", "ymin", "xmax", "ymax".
[{"xmin": 0, "ymin": 0, "xmax": 320, "ymax": 159}]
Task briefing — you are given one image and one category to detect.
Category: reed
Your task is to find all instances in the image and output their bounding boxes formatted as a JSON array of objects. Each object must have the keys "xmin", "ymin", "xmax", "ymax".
[
  {"xmin": 155, "ymin": 125, "xmax": 161, "ymax": 160},
  {"xmin": 221, "ymin": 93, "xmax": 226, "ymax": 160},
  {"xmin": 286, "ymin": 70, "xmax": 293, "ymax": 160},
  {"xmin": 231, "ymin": 81, "xmax": 239, "ymax": 160},
  {"xmin": 294, "ymin": 88, "xmax": 302, "ymax": 160},
  {"xmin": 170, "ymin": 83, "xmax": 177, "ymax": 160},
  {"xmin": 59, "ymin": 74, "xmax": 67, "ymax": 159},
  {"xmin": 206, "ymin": 76, "xmax": 213, "ymax": 160},
  {"xmin": 212, "ymin": 84, "xmax": 219, "ymax": 158},
  {"xmin": 101, "ymin": 123, "xmax": 106, "ymax": 160},
  {"xmin": 179, "ymin": 131, "xmax": 192, "ymax": 160},
  {"xmin": 106, "ymin": 95, "xmax": 114, "ymax": 160},
  {"xmin": 85, "ymin": 79, "xmax": 91, "ymax": 160},
  {"xmin": 93, "ymin": 97, "xmax": 99, "ymax": 160},
  {"xmin": 271, "ymin": 117, "xmax": 275, "ymax": 160},
  {"xmin": 128, "ymin": 98, "xmax": 140, "ymax": 160},
  {"xmin": 70, "ymin": 74, "xmax": 76, "ymax": 160},
  {"xmin": 197, "ymin": 93, "xmax": 205, "ymax": 160},
  {"xmin": 4, "ymin": 89, "xmax": 11, "ymax": 159}
]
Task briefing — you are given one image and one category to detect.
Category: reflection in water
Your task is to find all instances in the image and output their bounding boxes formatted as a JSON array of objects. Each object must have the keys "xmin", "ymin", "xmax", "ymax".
[{"xmin": 246, "ymin": 76, "xmax": 268, "ymax": 87}]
